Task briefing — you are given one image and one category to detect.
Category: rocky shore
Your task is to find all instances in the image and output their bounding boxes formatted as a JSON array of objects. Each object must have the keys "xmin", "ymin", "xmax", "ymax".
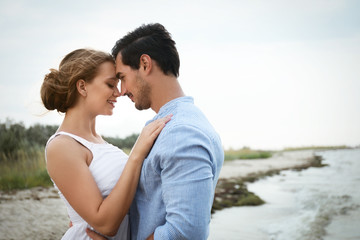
[{"xmin": 212, "ymin": 150, "xmax": 324, "ymax": 213}]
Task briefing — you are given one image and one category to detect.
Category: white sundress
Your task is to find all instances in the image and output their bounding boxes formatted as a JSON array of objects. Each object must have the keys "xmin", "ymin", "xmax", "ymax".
[{"xmin": 46, "ymin": 131, "xmax": 130, "ymax": 240}]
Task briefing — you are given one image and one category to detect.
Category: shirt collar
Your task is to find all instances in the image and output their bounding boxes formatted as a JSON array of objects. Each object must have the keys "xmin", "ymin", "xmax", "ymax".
[{"xmin": 147, "ymin": 96, "xmax": 194, "ymax": 124}]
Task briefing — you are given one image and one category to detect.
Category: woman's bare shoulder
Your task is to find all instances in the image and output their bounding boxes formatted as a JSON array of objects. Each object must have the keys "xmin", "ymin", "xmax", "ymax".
[
  {"xmin": 46, "ymin": 134, "xmax": 87, "ymax": 162},
  {"xmin": 47, "ymin": 134, "xmax": 78, "ymax": 152}
]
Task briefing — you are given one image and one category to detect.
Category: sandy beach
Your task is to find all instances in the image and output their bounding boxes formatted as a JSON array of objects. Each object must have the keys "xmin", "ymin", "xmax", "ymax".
[
  {"xmin": 219, "ymin": 150, "xmax": 316, "ymax": 179},
  {"xmin": 0, "ymin": 150, "xmax": 316, "ymax": 239},
  {"xmin": 0, "ymin": 187, "xmax": 68, "ymax": 239}
]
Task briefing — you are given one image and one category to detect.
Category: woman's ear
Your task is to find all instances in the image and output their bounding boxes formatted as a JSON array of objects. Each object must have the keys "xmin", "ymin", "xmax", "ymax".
[
  {"xmin": 76, "ymin": 79, "xmax": 87, "ymax": 97},
  {"xmin": 139, "ymin": 54, "xmax": 152, "ymax": 74}
]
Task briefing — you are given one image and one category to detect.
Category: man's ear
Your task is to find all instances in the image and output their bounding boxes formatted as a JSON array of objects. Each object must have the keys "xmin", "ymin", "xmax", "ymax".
[
  {"xmin": 139, "ymin": 54, "xmax": 152, "ymax": 74},
  {"xmin": 76, "ymin": 79, "xmax": 87, "ymax": 97}
]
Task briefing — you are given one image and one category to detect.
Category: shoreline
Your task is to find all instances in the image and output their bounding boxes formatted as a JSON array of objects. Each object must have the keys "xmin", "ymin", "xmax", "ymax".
[
  {"xmin": 0, "ymin": 150, "xmax": 323, "ymax": 239},
  {"xmin": 219, "ymin": 150, "xmax": 320, "ymax": 180},
  {"xmin": 212, "ymin": 150, "xmax": 324, "ymax": 212}
]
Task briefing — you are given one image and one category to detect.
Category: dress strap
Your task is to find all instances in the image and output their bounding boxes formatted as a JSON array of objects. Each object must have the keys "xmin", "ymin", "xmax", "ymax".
[{"xmin": 47, "ymin": 131, "xmax": 93, "ymax": 150}]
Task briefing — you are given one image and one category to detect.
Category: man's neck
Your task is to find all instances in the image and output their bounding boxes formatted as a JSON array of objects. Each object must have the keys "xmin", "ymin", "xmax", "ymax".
[{"xmin": 150, "ymin": 76, "xmax": 185, "ymax": 113}]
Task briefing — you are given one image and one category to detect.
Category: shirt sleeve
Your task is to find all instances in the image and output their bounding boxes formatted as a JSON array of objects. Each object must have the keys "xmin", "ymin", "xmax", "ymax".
[{"xmin": 154, "ymin": 124, "xmax": 215, "ymax": 240}]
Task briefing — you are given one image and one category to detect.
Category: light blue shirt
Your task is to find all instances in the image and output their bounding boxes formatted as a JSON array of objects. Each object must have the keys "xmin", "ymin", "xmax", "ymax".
[{"xmin": 130, "ymin": 96, "xmax": 224, "ymax": 240}]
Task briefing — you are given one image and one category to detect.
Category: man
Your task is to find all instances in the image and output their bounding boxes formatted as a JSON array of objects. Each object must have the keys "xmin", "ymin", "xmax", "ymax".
[{"xmin": 88, "ymin": 23, "xmax": 223, "ymax": 240}]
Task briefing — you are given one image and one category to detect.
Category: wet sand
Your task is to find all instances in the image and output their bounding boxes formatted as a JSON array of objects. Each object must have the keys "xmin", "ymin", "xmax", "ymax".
[{"xmin": 0, "ymin": 150, "xmax": 315, "ymax": 239}]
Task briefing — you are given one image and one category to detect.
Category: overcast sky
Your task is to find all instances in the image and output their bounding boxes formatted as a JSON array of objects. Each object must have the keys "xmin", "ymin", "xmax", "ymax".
[{"xmin": 0, "ymin": 0, "xmax": 359, "ymax": 150}]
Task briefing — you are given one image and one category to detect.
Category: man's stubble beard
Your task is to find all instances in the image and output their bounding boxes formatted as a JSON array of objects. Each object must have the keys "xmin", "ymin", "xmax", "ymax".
[{"xmin": 134, "ymin": 76, "xmax": 152, "ymax": 111}]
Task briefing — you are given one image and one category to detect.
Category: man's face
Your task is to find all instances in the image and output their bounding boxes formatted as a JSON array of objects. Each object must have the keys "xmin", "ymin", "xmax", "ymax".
[{"xmin": 115, "ymin": 54, "xmax": 151, "ymax": 110}]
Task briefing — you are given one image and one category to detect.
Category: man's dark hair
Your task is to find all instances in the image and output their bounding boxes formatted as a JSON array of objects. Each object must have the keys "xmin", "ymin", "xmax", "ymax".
[{"xmin": 112, "ymin": 23, "xmax": 180, "ymax": 77}]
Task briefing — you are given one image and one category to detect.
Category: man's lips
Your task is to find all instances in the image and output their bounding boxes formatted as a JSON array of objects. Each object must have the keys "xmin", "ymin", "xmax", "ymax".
[{"xmin": 126, "ymin": 93, "xmax": 134, "ymax": 102}]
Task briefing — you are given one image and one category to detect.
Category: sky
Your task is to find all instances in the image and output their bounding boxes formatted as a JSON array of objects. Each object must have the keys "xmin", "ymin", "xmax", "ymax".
[{"xmin": 0, "ymin": 0, "xmax": 359, "ymax": 150}]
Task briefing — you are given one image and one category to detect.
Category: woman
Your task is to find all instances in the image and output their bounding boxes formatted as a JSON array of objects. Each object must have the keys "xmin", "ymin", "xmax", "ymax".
[{"xmin": 41, "ymin": 48, "xmax": 171, "ymax": 239}]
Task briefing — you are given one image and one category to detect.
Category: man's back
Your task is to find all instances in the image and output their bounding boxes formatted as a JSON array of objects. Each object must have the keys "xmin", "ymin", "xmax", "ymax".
[{"xmin": 130, "ymin": 96, "xmax": 224, "ymax": 240}]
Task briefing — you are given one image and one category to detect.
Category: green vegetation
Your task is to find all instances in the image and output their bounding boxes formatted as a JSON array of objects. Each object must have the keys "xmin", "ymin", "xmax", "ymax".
[
  {"xmin": 224, "ymin": 147, "xmax": 272, "ymax": 161},
  {"xmin": 283, "ymin": 145, "xmax": 351, "ymax": 151},
  {"xmin": 212, "ymin": 178, "xmax": 265, "ymax": 213},
  {"xmin": 0, "ymin": 147, "xmax": 52, "ymax": 191},
  {"xmin": 0, "ymin": 121, "xmax": 58, "ymax": 191},
  {"xmin": 0, "ymin": 120, "xmax": 138, "ymax": 191}
]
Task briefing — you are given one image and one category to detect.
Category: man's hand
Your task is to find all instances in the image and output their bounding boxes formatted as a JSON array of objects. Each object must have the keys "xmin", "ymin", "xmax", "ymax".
[{"xmin": 86, "ymin": 228, "xmax": 107, "ymax": 240}]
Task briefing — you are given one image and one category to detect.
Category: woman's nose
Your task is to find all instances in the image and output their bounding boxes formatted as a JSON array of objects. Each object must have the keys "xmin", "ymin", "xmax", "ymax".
[{"xmin": 113, "ymin": 86, "xmax": 121, "ymax": 97}]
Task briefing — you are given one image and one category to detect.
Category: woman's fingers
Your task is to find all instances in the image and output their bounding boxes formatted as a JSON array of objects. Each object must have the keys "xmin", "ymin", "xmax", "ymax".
[
  {"xmin": 152, "ymin": 114, "xmax": 172, "ymax": 130},
  {"xmin": 150, "ymin": 122, "xmax": 166, "ymax": 138},
  {"xmin": 130, "ymin": 114, "xmax": 172, "ymax": 160},
  {"xmin": 148, "ymin": 114, "xmax": 172, "ymax": 137}
]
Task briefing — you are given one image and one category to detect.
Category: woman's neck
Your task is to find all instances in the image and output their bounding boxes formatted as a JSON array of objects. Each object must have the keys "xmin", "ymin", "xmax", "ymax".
[{"xmin": 58, "ymin": 107, "xmax": 103, "ymax": 143}]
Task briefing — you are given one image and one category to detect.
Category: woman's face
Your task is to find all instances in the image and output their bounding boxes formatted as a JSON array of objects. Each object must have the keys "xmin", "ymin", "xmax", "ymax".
[{"xmin": 84, "ymin": 61, "xmax": 120, "ymax": 116}]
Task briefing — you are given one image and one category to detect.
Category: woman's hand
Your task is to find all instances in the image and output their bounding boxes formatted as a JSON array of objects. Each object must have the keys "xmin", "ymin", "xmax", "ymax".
[{"xmin": 130, "ymin": 114, "xmax": 172, "ymax": 161}]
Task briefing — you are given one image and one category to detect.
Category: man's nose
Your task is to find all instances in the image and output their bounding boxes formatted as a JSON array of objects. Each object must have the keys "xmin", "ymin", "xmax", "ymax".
[{"xmin": 120, "ymin": 82, "xmax": 127, "ymax": 96}]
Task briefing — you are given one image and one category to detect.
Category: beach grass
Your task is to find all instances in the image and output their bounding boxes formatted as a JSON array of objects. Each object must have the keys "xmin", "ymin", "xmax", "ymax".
[
  {"xmin": 0, "ymin": 146, "xmax": 52, "ymax": 191},
  {"xmin": 224, "ymin": 148, "xmax": 272, "ymax": 161},
  {"xmin": 283, "ymin": 145, "xmax": 350, "ymax": 151}
]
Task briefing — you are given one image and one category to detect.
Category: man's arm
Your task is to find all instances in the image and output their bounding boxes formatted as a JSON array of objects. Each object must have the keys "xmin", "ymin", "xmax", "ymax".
[{"xmin": 154, "ymin": 125, "xmax": 215, "ymax": 239}]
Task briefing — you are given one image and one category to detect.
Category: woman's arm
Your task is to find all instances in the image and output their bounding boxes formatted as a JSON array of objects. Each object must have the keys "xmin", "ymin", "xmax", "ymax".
[{"xmin": 46, "ymin": 115, "xmax": 171, "ymax": 236}]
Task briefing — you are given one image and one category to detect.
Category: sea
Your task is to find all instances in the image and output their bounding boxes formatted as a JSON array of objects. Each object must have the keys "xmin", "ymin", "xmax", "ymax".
[{"xmin": 209, "ymin": 149, "xmax": 360, "ymax": 240}]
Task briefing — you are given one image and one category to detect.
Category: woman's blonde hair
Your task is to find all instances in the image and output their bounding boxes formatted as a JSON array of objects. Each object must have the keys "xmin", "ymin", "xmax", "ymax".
[{"xmin": 41, "ymin": 48, "xmax": 114, "ymax": 113}]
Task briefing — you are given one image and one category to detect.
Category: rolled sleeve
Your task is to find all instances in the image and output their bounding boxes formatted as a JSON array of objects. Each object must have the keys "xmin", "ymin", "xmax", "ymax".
[{"xmin": 154, "ymin": 125, "xmax": 215, "ymax": 240}]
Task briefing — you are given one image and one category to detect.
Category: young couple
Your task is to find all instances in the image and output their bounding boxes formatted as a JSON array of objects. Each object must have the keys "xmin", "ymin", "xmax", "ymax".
[{"xmin": 42, "ymin": 23, "xmax": 224, "ymax": 240}]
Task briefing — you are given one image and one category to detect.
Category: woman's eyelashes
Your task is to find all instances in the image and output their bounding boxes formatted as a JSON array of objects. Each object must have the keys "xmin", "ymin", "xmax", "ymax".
[{"xmin": 107, "ymin": 83, "xmax": 115, "ymax": 89}]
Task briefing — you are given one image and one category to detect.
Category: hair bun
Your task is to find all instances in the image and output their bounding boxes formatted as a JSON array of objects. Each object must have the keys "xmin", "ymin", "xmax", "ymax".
[{"xmin": 41, "ymin": 68, "xmax": 68, "ymax": 113}]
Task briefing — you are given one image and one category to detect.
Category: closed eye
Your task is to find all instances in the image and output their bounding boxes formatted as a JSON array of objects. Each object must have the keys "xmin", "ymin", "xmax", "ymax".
[
  {"xmin": 107, "ymin": 83, "xmax": 115, "ymax": 89},
  {"xmin": 116, "ymin": 73, "xmax": 124, "ymax": 80}
]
